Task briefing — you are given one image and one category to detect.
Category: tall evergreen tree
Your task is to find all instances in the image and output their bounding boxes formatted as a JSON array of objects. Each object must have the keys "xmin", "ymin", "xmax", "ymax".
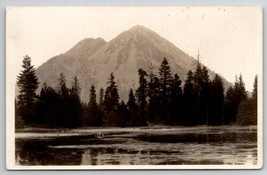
[
  {"xmin": 127, "ymin": 89, "xmax": 140, "ymax": 126},
  {"xmin": 59, "ymin": 75, "xmax": 82, "ymax": 128},
  {"xmin": 158, "ymin": 58, "xmax": 173, "ymax": 123},
  {"xmin": 70, "ymin": 76, "xmax": 81, "ymax": 95},
  {"xmin": 209, "ymin": 74, "xmax": 224, "ymax": 125},
  {"xmin": 169, "ymin": 73, "xmax": 182, "ymax": 125},
  {"xmin": 232, "ymin": 75, "xmax": 248, "ymax": 123},
  {"xmin": 99, "ymin": 88, "xmax": 104, "ymax": 107},
  {"xmin": 182, "ymin": 70, "xmax": 197, "ymax": 125},
  {"xmin": 192, "ymin": 63, "xmax": 211, "ymax": 125},
  {"xmin": 224, "ymin": 75, "xmax": 247, "ymax": 124},
  {"xmin": 56, "ymin": 73, "xmax": 69, "ymax": 127},
  {"xmin": 147, "ymin": 68, "xmax": 160, "ymax": 123},
  {"xmin": 127, "ymin": 89, "xmax": 137, "ymax": 113},
  {"xmin": 237, "ymin": 75, "xmax": 257, "ymax": 125},
  {"xmin": 234, "ymin": 75, "xmax": 248, "ymax": 102},
  {"xmin": 183, "ymin": 71, "xmax": 195, "ymax": 100},
  {"xmin": 88, "ymin": 85, "xmax": 97, "ymax": 108},
  {"xmin": 193, "ymin": 61, "xmax": 203, "ymax": 96},
  {"xmin": 98, "ymin": 87, "xmax": 105, "ymax": 126},
  {"xmin": 87, "ymin": 85, "xmax": 102, "ymax": 126},
  {"xmin": 104, "ymin": 73, "xmax": 119, "ymax": 111},
  {"xmin": 159, "ymin": 58, "xmax": 173, "ymax": 99},
  {"xmin": 193, "ymin": 62, "xmax": 203, "ymax": 124},
  {"xmin": 252, "ymin": 75, "xmax": 257, "ymax": 100},
  {"xmin": 17, "ymin": 55, "xmax": 39, "ymax": 124},
  {"xmin": 251, "ymin": 75, "xmax": 258, "ymax": 124},
  {"xmin": 68, "ymin": 76, "xmax": 82, "ymax": 127},
  {"xmin": 104, "ymin": 73, "xmax": 120, "ymax": 126},
  {"xmin": 136, "ymin": 68, "xmax": 148, "ymax": 121},
  {"xmin": 199, "ymin": 66, "xmax": 211, "ymax": 125},
  {"xmin": 224, "ymin": 86, "xmax": 235, "ymax": 124},
  {"xmin": 57, "ymin": 72, "xmax": 69, "ymax": 97}
]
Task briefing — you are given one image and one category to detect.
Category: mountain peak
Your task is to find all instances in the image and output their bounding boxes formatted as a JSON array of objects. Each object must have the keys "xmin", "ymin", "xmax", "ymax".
[
  {"xmin": 128, "ymin": 25, "xmax": 149, "ymax": 30},
  {"xmin": 127, "ymin": 25, "xmax": 154, "ymax": 33},
  {"xmin": 112, "ymin": 25, "xmax": 162, "ymax": 44}
]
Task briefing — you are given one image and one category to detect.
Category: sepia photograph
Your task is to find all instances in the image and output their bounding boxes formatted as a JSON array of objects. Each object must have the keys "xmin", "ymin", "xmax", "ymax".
[{"xmin": 6, "ymin": 6, "xmax": 263, "ymax": 169}]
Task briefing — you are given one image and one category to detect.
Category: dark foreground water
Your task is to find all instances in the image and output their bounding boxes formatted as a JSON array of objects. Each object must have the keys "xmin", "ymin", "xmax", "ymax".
[{"xmin": 15, "ymin": 126, "xmax": 257, "ymax": 165}]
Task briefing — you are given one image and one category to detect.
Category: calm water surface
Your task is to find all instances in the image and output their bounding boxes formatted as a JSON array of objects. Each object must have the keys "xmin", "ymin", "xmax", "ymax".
[{"xmin": 15, "ymin": 126, "xmax": 257, "ymax": 165}]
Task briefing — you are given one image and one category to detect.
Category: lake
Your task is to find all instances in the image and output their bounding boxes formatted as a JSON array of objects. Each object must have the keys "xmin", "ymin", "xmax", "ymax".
[{"xmin": 15, "ymin": 126, "xmax": 257, "ymax": 166}]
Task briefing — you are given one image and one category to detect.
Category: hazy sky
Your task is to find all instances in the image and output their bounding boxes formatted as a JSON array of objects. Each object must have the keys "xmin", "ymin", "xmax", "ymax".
[{"xmin": 7, "ymin": 6, "xmax": 262, "ymax": 91}]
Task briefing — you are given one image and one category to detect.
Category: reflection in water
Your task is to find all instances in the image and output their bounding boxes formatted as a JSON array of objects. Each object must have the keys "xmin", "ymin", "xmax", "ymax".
[
  {"xmin": 81, "ymin": 150, "xmax": 91, "ymax": 165},
  {"xmin": 80, "ymin": 149, "xmax": 146, "ymax": 165},
  {"xmin": 15, "ymin": 126, "xmax": 258, "ymax": 166},
  {"xmin": 16, "ymin": 154, "xmax": 22, "ymax": 165}
]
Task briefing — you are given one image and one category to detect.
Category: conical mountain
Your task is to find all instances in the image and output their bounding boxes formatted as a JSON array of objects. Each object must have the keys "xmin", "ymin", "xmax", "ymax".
[{"xmin": 36, "ymin": 25, "xmax": 230, "ymax": 102}]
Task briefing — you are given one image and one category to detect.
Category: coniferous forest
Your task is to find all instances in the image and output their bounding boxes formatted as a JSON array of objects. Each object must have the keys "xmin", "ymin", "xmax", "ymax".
[{"xmin": 15, "ymin": 55, "xmax": 258, "ymax": 129}]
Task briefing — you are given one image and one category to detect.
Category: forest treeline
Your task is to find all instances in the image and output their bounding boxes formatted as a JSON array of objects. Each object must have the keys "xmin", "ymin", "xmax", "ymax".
[{"xmin": 15, "ymin": 55, "xmax": 257, "ymax": 128}]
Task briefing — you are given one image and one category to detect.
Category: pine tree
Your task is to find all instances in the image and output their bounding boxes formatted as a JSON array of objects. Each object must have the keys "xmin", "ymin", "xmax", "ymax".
[
  {"xmin": 136, "ymin": 68, "xmax": 148, "ymax": 121},
  {"xmin": 87, "ymin": 85, "xmax": 102, "ymax": 126},
  {"xmin": 55, "ymin": 73, "xmax": 69, "ymax": 127},
  {"xmin": 199, "ymin": 66, "xmax": 211, "ymax": 125},
  {"xmin": 17, "ymin": 55, "xmax": 39, "ymax": 124},
  {"xmin": 234, "ymin": 75, "xmax": 248, "ymax": 102},
  {"xmin": 99, "ymin": 88, "xmax": 104, "ymax": 107},
  {"xmin": 224, "ymin": 75, "xmax": 247, "ymax": 124},
  {"xmin": 201, "ymin": 66, "xmax": 210, "ymax": 84},
  {"xmin": 70, "ymin": 76, "xmax": 81, "ymax": 112},
  {"xmin": 104, "ymin": 73, "xmax": 119, "ymax": 111},
  {"xmin": 184, "ymin": 71, "xmax": 195, "ymax": 97},
  {"xmin": 159, "ymin": 58, "xmax": 173, "ymax": 98},
  {"xmin": 70, "ymin": 76, "xmax": 81, "ymax": 96},
  {"xmin": 98, "ymin": 87, "xmax": 105, "ymax": 126},
  {"xmin": 224, "ymin": 86, "xmax": 235, "ymax": 124},
  {"xmin": 252, "ymin": 75, "xmax": 258, "ymax": 124},
  {"xmin": 209, "ymin": 74, "xmax": 224, "ymax": 125},
  {"xmin": 127, "ymin": 89, "xmax": 137, "ymax": 113},
  {"xmin": 182, "ymin": 70, "xmax": 197, "ymax": 125},
  {"xmin": 88, "ymin": 85, "xmax": 97, "ymax": 109},
  {"xmin": 193, "ymin": 62, "xmax": 203, "ymax": 124},
  {"xmin": 237, "ymin": 75, "xmax": 257, "ymax": 125},
  {"xmin": 147, "ymin": 68, "xmax": 160, "ymax": 123},
  {"xmin": 127, "ymin": 89, "xmax": 139, "ymax": 126},
  {"xmin": 251, "ymin": 75, "xmax": 257, "ymax": 124},
  {"xmin": 228, "ymin": 75, "xmax": 248, "ymax": 123},
  {"xmin": 57, "ymin": 72, "xmax": 69, "ymax": 97},
  {"xmin": 193, "ymin": 64, "xmax": 211, "ymax": 125},
  {"xmin": 169, "ymin": 73, "xmax": 182, "ymax": 125},
  {"xmin": 193, "ymin": 62, "xmax": 203, "ymax": 97},
  {"xmin": 252, "ymin": 75, "xmax": 257, "ymax": 100},
  {"xmin": 68, "ymin": 76, "xmax": 82, "ymax": 127},
  {"xmin": 104, "ymin": 73, "xmax": 120, "ymax": 126},
  {"xmin": 158, "ymin": 58, "xmax": 173, "ymax": 123}
]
